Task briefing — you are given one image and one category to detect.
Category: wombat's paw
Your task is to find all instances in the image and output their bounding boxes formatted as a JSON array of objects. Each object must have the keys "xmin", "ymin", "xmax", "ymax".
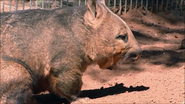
[{"xmin": 67, "ymin": 95, "xmax": 78, "ymax": 103}]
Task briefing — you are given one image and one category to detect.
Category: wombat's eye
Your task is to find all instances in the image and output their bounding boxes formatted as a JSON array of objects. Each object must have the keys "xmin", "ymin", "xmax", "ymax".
[{"xmin": 115, "ymin": 34, "xmax": 128, "ymax": 43}]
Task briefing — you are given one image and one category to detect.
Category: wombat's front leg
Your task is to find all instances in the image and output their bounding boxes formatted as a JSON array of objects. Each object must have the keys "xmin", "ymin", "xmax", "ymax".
[{"xmin": 48, "ymin": 68, "xmax": 83, "ymax": 102}]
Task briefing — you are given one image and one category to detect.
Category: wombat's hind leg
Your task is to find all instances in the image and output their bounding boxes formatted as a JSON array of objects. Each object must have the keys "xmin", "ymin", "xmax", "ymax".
[{"xmin": 0, "ymin": 60, "xmax": 34, "ymax": 104}]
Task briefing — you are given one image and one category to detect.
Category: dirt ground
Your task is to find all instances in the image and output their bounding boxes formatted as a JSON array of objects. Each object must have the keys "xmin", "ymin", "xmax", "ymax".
[{"xmin": 1, "ymin": 2, "xmax": 185, "ymax": 104}]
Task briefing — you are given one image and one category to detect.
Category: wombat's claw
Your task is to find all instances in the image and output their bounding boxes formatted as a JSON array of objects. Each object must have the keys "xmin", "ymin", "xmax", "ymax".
[{"xmin": 107, "ymin": 64, "xmax": 114, "ymax": 70}]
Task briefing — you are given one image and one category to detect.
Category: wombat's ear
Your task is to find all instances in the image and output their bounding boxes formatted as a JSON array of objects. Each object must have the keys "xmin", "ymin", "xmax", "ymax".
[
  {"xmin": 85, "ymin": 0, "xmax": 104, "ymax": 28},
  {"xmin": 86, "ymin": 0, "xmax": 97, "ymax": 19},
  {"xmin": 86, "ymin": 0, "xmax": 104, "ymax": 19}
]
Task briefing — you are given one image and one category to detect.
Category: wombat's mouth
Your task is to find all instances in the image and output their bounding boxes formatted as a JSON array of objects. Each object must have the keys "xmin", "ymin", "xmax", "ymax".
[
  {"xmin": 107, "ymin": 54, "xmax": 141, "ymax": 70},
  {"xmin": 106, "ymin": 52, "xmax": 126, "ymax": 70}
]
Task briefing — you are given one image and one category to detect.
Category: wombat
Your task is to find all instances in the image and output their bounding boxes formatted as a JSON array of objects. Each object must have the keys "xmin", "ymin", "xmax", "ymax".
[{"xmin": 0, "ymin": 0, "xmax": 141, "ymax": 103}]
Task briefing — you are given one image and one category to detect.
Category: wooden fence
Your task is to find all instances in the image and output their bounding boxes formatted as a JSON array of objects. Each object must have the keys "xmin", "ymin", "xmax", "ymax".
[{"xmin": 1, "ymin": 0, "xmax": 185, "ymax": 15}]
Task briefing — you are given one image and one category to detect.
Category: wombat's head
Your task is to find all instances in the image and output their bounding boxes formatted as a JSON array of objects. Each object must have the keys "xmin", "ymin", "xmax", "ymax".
[{"xmin": 84, "ymin": 0, "xmax": 142, "ymax": 69}]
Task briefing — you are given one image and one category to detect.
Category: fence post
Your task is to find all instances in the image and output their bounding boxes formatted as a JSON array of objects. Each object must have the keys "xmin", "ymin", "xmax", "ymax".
[
  {"xmin": 180, "ymin": 0, "xmax": 183, "ymax": 14},
  {"xmin": 67, "ymin": 0, "xmax": 68, "ymax": 7},
  {"xmin": 141, "ymin": 0, "xmax": 143, "ymax": 9},
  {"xmin": 49, "ymin": 0, "xmax": 51, "ymax": 8},
  {"xmin": 130, "ymin": 0, "xmax": 132, "ymax": 10},
  {"xmin": 23, "ymin": 0, "xmax": 25, "ymax": 10},
  {"xmin": 166, "ymin": 0, "xmax": 169, "ymax": 12},
  {"xmin": 114, "ymin": 0, "xmax": 116, "ymax": 13},
  {"xmin": 124, "ymin": 0, "xmax": 127, "ymax": 13},
  {"xmin": 36, "ymin": 0, "xmax": 37, "ymax": 9},
  {"xmin": 170, "ymin": 0, "xmax": 173, "ymax": 10},
  {"xmin": 146, "ymin": 0, "xmax": 148, "ymax": 11},
  {"xmin": 9, "ymin": 0, "xmax": 12, "ymax": 12},
  {"xmin": 161, "ymin": 0, "xmax": 164, "ymax": 11},
  {"xmin": 61, "ymin": 0, "xmax": 63, "ymax": 7},
  {"xmin": 16, "ymin": 0, "xmax": 18, "ymax": 11},
  {"xmin": 151, "ymin": 0, "xmax": 154, "ymax": 12},
  {"xmin": 108, "ymin": 0, "xmax": 111, "ymax": 7},
  {"xmin": 2, "ymin": 0, "xmax": 5, "ymax": 12},
  {"xmin": 156, "ymin": 0, "xmax": 158, "ymax": 12},
  {"xmin": 30, "ymin": 0, "xmax": 32, "ymax": 9},
  {"xmin": 135, "ymin": 0, "xmax": 138, "ymax": 9},
  {"xmin": 175, "ymin": 0, "xmax": 178, "ymax": 10},
  {"xmin": 42, "ymin": 0, "xmax": 44, "ymax": 9},
  {"xmin": 79, "ymin": 0, "xmax": 81, "ymax": 6},
  {"xmin": 119, "ymin": 0, "xmax": 122, "ymax": 14},
  {"xmin": 85, "ymin": 0, "xmax": 87, "ymax": 5}
]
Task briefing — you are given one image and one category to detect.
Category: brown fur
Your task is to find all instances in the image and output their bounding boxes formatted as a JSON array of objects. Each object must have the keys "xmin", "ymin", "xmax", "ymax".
[{"xmin": 0, "ymin": 0, "xmax": 141, "ymax": 103}]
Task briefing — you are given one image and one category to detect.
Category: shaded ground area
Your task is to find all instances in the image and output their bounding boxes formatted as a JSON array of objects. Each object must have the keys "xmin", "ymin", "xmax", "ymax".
[
  {"xmin": 32, "ymin": 7, "xmax": 185, "ymax": 104},
  {"xmin": 34, "ymin": 84, "xmax": 150, "ymax": 104}
]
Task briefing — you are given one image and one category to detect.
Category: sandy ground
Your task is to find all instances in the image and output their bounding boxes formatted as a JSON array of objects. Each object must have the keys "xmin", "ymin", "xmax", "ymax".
[{"xmin": 1, "ymin": 2, "xmax": 185, "ymax": 104}]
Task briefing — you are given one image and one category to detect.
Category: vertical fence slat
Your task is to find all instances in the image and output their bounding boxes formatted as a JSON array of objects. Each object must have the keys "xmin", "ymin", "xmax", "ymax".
[
  {"xmin": 85, "ymin": 0, "xmax": 87, "ymax": 5},
  {"xmin": 114, "ymin": 0, "xmax": 116, "ymax": 13},
  {"xmin": 9, "ymin": 0, "xmax": 12, "ymax": 12},
  {"xmin": 151, "ymin": 0, "xmax": 154, "ymax": 12},
  {"xmin": 135, "ymin": 0, "xmax": 138, "ymax": 9},
  {"xmin": 170, "ymin": 0, "xmax": 173, "ymax": 10},
  {"xmin": 146, "ymin": 0, "xmax": 148, "ymax": 11},
  {"xmin": 67, "ymin": 0, "xmax": 68, "ymax": 7},
  {"xmin": 130, "ymin": 0, "xmax": 132, "ymax": 10},
  {"xmin": 141, "ymin": 0, "xmax": 143, "ymax": 9},
  {"xmin": 175, "ymin": 0, "xmax": 178, "ymax": 10},
  {"xmin": 79, "ymin": 0, "xmax": 81, "ymax": 6},
  {"xmin": 108, "ymin": 0, "xmax": 111, "ymax": 7},
  {"xmin": 23, "ymin": 0, "xmax": 25, "ymax": 10},
  {"xmin": 30, "ymin": 0, "xmax": 32, "ymax": 9},
  {"xmin": 61, "ymin": 0, "xmax": 63, "ymax": 8},
  {"xmin": 73, "ymin": 0, "xmax": 75, "ymax": 6},
  {"xmin": 156, "ymin": 0, "xmax": 158, "ymax": 12},
  {"xmin": 16, "ymin": 0, "xmax": 18, "ymax": 11},
  {"xmin": 166, "ymin": 0, "xmax": 169, "ymax": 12},
  {"xmin": 161, "ymin": 0, "xmax": 164, "ymax": 11},
  {"xmin": 36, "ymin": 0, "xmax": 38, "ymax": 9},
  {"xmin": 124, "ymin": 0, "xmax": 127, "ymax": 13},
  {"xmin": 2, "ymin": 0, "xmax": 5, "ymax": 12},
  {"xmin": 49, "ymin": 0, "xmax": 51, "ymax": 9},
  {"xmin": 180, "ymin": 0, "xmax": 183, "ymax": 14},
  {"xmin": 42, "ymin": 0, "xmax": 44, "ymax": 8},
  {"xmin": 119, "ymin": 0, "xmax": 122, "ymax": 14}
]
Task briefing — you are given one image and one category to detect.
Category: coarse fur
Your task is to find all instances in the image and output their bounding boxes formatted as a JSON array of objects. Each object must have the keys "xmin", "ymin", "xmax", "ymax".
[{"xmin": 0, "ymin": 0, "xmax": 141, "ymax": 103}]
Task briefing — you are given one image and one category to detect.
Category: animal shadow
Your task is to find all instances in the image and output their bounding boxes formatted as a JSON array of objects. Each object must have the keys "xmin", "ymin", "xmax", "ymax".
[
  {"xmin": 79, "ymin": 83, "xmax": 149, "ymax": 99},
  {"xmin": 33, "ymin": 83, "xmax": 149, "ymax": 104}
]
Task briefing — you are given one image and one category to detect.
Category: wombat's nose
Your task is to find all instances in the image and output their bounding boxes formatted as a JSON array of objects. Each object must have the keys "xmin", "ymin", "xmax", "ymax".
[
  {"xmin": 124, "ymin": 47, "xmax": 142, "ymax": 62},
  {"xmin": 129, "ymin": 52, "xmax": 141, "ymax": 61}
]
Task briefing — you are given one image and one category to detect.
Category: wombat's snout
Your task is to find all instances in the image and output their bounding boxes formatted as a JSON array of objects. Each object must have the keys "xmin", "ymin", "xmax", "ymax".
[
  {"xmin": 124, "ymin": 48, "xmax": 142, "ymax": 62},
  {"xmin": 129, "ymin": 51, "xmax": 142, "ymax": 61}
]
